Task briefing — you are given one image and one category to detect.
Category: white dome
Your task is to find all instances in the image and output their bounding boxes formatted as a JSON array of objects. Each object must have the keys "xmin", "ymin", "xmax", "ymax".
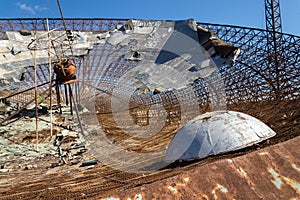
[{"xmin": 165, "ymin": 110, "xmax": 276, "ymax": 163}]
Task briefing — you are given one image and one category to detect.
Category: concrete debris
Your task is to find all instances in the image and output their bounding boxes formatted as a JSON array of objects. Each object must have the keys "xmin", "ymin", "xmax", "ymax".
[
  {"xmin": 0, "ymin": 168, "xmax": 9, "ymax": 173},
  {"xmin": 11, "ymin": 46, "xmax": 21, "ymax": 55},
  {"xmin": 24, "ymin": 164, "xmax": 37, "ymax": 170},
  {"xmin": 0, "ymin": 18, "xmax": 239, "ymax": 88},
  {"xmin": 98, "ymin": 19, "xmax": 240, "ymax": 93},
  {"xmin": 0, "ymin": 32, "xmax": 8, "ymax": 40},
  {"xmin": 19, "ymin": 29, "xmax": 31, "ymax": 36},
  {"xmin": 0, "ymin": 103, "xmax": 88, "ymax": 170},
  {"xmin": 0, "ymin": 30, "xmax": 108, "ymax": 84},
  {"xmin": 96, "ymin": 32, "xmax": 110, "ymax": 40},
  {"xmin": 124, "ymin": 51, "xmax": 142, "ymax": 61}
]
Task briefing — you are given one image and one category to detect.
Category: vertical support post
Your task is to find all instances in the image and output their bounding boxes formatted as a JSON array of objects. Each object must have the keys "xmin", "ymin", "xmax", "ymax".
[
  {"xmin": 56, "ymin": 83, "xmax": 62, "ymax": 114},
  {"xmin": 64, "ymin": 84, "xmax": 69, "ymax": 106},
  {"xmin": 68, "ymin": 84, "xmax": 73, "ymax": 115},
  {"xmin": 69, "ymin": 85, "xmax": 84, "ymax": 137},
  {"xmin": 46, "ymin": 18, "xmax": 53, "ymax": 136},
  {"xmin": 75, "ymin": 79, "xmax": 79, "ymax": 104},
  {"xmin": 33, "ymin": 30, "xmax": 39, "ymax": 151}
]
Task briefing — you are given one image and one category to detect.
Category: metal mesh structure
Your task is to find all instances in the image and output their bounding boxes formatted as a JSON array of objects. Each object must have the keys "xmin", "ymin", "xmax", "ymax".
[
  {"xmin": 0, "ymin": 18, "xmax": 298, "ymax": 148},
  {"xmin": 0, "ymin": 18, "xmax": 299, "ymax": 135},
  {"xmin": 0, "ymin": 19, "xmax": 299, "ymax": 104},
  {"xmin": 0, "ymin": 18, "xmax": 299, "ymax": 200}
]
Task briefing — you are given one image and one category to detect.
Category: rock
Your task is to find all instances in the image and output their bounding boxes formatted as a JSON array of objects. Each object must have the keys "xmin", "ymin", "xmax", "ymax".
[
  {"xmin": 24, "ymin": 165, "xmax": 33, "ymax": 170},
  {"xmin": 96, "ymin": 32, "xmax": 110, "ymax": 40},
  {"xmin": 70, "ymin": 148, "xmax": 87, "ymax": 156},
  {"xmin": 70, "ymin": 143, "xmax": 85, "ymax": 150},
  {"xmin": 80, "ymin": 160, "xmax": 99, "ymax": 167},
  {"xmin": 19, "ymin": 29, "xmax": 31, "ymax": 36},
  {"xmin": 50, "ymin": 163, "xmax": 60, "ymax": 168},
  {"xmin": 70, "ymin": 158, "xmax": 81, "ymax": 165},
  {"xmin": 0, "ymin": 169, "xmax": 9, "ymax": 173},
  {"xmin": 86, "ymin": 165, "xmax": 94, "ymax": 170},
  {"xmin": 11, "ymin": 46, "xmax": 21, "ymax": 55},
  {"xmin": 61, "ymin": 130, "xmax": 70, "ymax": 136},
  {"xmin": 24, "ymin": 164, "xmax": 38, "ymax": 170}
]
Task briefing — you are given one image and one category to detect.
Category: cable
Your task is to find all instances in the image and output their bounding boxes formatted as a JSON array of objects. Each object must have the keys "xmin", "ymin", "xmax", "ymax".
[{"xmin": 56, "ymin": 0, "xmax": 75, "ymax": 59}]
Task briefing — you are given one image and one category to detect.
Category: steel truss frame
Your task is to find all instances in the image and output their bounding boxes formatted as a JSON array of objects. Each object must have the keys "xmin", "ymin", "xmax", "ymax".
[{"xmin": 0, "ymin": 18, "xmax": 299, "ymax": 108}]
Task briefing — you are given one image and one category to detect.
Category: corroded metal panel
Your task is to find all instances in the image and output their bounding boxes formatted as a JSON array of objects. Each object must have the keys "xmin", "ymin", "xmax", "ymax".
[{"xmin": 102, "ymin": 136, "xmax": 300, "ymax": 199}]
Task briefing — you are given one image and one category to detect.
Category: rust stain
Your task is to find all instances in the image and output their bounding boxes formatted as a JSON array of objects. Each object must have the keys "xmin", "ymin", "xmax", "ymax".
[
  {"xmin": 167, "ymin": 176, "xmax": 190, "ymax": 195},
  {"xmin": 167, "ymin": 185, "xmax": 178, "ymax": 194},
  {"xmin": 237, "ymin": 167, "xmax": 248, "ymax": 178},
  {"xmin": 268, "ymin": 168, "xmax": 283, "ymax": 189},
  {"xmin": 200, "ymin": 194, "xmax": 210, "ymax": 200},
  {"xmin": 258, "ymin": 151, "xmax": 269, "ymax": 155},
  {"xmin": 283, "ymin": 176, "xmax": 300, "ymax": 195},
  {"xmin": 292, "ymin": 164, "xmax": 300, "ymax": 172},
  {"xmin": 212, "ymin": 183, "xmax": 229, "ymax": 199},
  {"xmin": 268, "ymin": 167, "xmax": 300, "ymax": 195}
]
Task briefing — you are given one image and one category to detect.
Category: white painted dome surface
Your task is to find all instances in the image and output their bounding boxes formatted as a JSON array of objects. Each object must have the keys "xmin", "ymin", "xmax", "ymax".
[{"xmin": 164, "ymin": 110, "xmax": 276, "ymax": 162}]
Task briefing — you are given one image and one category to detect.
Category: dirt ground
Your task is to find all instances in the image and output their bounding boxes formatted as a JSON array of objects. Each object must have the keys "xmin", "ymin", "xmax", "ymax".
[{"xmin": 0, "ymin": 98, "xmax": 299, "ymax": 199}]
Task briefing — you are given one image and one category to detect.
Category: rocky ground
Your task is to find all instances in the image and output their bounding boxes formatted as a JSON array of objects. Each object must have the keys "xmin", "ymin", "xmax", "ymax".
[{"xmin": 0, "ymin": 103, "xmax": 96, "ymax": 174}]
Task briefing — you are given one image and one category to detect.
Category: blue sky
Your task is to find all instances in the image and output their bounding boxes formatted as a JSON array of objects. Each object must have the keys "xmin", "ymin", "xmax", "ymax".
[{"xmin": 0, "ymin": 0, "xmax": 299, "ymax": 35}]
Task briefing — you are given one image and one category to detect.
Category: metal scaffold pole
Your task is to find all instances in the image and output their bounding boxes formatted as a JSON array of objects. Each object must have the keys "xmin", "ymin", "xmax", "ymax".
[{"xmin": 46, "ymin": 18, "xmax": 53, "ymax": 137}]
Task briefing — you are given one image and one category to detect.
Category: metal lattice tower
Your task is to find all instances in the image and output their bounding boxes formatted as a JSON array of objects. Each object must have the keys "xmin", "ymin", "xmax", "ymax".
[
  {"xmin": 265, "ymin": 0, "xmax": 283, "ymax": 37},
  {"xmin": 264, "ymin": 0, "xmax": 284, "ymax": 98}
]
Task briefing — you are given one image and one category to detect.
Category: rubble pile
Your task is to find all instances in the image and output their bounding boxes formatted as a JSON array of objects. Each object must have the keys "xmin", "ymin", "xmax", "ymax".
[{"xmin": 0, "ymin": 103, "xmax": 91, "ymax": 173}]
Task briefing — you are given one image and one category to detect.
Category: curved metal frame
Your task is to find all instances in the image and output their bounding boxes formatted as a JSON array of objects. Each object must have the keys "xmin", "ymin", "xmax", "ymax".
[{"xmin": 0, "ymin": 18, "xmax": 299, "ymax": 107}]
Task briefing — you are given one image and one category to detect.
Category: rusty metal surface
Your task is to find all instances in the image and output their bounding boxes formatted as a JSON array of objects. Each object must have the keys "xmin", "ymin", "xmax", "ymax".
[{"xmin": 103, "ymin": 136, "xmax": 300, "ymax": 200}]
